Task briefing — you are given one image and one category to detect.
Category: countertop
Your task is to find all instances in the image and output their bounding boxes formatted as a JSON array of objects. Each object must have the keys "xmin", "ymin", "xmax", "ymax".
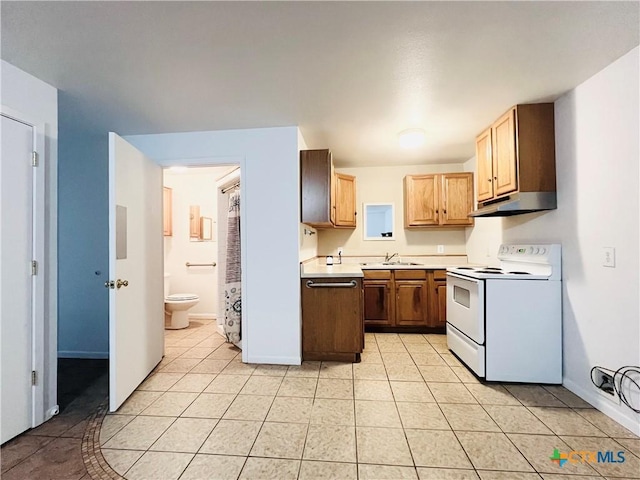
[{"xmin": 300, "ymin": 256, "xmax": 476, "ymax": 278}]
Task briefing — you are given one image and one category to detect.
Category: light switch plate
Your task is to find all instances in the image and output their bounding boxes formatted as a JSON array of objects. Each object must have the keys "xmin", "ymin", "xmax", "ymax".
[
  {"xmin": 437, "ymin": 245, "xmax": 445, "ymax": 254},
  {"xmin": 603, "ymin": 247, "xmax": 615, "ymax": 267}
]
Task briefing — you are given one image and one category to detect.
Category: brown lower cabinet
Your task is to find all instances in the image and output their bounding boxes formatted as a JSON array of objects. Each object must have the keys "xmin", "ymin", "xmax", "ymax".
[
  {"xmin": 301, "ymin": 277, "xmax": 363, "ymax": 362},
  {"xmin": 363, "ymin": 269, "xmax": 446, "ymax": 331}
]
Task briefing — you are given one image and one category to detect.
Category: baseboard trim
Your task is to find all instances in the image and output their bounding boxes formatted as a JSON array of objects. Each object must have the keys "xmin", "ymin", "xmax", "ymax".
[
  {"xmin": 563, "ymin": 378, "xmax": 640, "ymax": 436},
  {"xmin": 58, "ymin": 351, "xmax": 109, "ymax": 359},
  {"xmin": 189, "ymin": 313, "xmax": 217, "ymax": 320},
  {"xmin": 245, "ymin": 355, "xmax": 301, "ymax": 366}
]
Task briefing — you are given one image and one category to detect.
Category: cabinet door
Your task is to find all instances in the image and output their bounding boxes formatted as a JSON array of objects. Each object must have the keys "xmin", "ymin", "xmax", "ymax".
[
  {"xmin": 404, "ymin": 175, "xmax": 439, "ymax": 227},
  {"xmin": 302, "ymin": 278, "xmax": 362, "ymax": 354},
  {"xmin": 334, "ymin": 173, "xmax": 356, "ymax": 227},
  {"xmin": 431, "ymin": 281, "xmax": 447, "ymax": 328},
  {"xmin": 363, "ymin": 279, "xmax": 394, "ymax": 326},
  {"xmin": 395, "ymin": 280, "xmax": 428, "ymax": 326},
  {"xmin": 301, "ymin": 149, "xmax": 334, "ymax": 228},
  {"xmin": 441, "ymin": 173, "xmax": 474, "ymax": 226},
  {"xmin": 492, "ymin": 108, "xmax": 518, "ymax": 197},
  {"xmin": 163, "ymin": 187, "xmax": 172, "ymax": 236},
  {"xmin": 475, "ymin": 128, "xmax": 493, "ymax": 202}
]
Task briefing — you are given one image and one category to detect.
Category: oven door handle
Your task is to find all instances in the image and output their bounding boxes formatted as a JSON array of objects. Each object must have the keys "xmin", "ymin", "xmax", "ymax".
[{"xmin": 446, "ymin": 272, "xmax": 482, "ymax": 284}]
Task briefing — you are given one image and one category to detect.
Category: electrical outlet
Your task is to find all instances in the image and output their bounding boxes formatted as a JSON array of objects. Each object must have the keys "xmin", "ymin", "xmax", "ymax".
[
  {"xmin": 603, "ymin": 247, "xmax": 615, "ymax": 267},
  {"xmin": 437, "ymin": 245, "xmax": 445, "ymax": 254},
  {"xmin": 595, "ymin": 370, "xmax": 615, "ymax": 395}
]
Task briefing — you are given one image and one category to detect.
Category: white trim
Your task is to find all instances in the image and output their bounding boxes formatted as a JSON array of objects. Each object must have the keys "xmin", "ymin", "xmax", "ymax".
[
  {"xmin": 246, "ymin": 355, "xmax": 302, "ymax": 366},
  {"xmin": 57, "ymin": 351, "xmax": 109, "ymax": 359},
  {"xmin": 188, "ymin": 313, "xmax": 217, "ymax": 320},
  {"xmin": 563, "ymin": 378, "xmax": 640, "ymax": 436}
]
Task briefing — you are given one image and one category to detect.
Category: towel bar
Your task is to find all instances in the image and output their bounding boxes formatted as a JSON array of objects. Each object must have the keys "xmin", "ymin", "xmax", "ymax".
[{"xmin": 185, "ymin": 262, "xmax": 217, "ymax": 267}]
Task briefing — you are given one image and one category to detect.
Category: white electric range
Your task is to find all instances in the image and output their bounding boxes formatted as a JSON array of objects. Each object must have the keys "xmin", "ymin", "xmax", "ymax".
[{"xmin": 446, "ymin": 244, "xmax": 562, "ymax": 383}]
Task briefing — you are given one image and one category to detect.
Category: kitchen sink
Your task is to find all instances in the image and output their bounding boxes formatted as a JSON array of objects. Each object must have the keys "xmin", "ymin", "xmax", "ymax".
[{"xmin": 360, "ymin": 261, "xmax": 422, "ymax": 266}]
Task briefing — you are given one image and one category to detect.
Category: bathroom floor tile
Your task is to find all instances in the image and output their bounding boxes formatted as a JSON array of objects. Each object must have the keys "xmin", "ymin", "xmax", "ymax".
[
  {"xmin": 504, "ymin": 385, "xmax": 567, "ymax": 407},
  {"xmin": 99, "ymin": 414, "xmax": 136, "ymax": 445},
  {"xmin": 285, "ymin": 361, "xmax": 321, "ymax": 378},
  {"xmin": 428, "ymin": 383, "xmax": 477, "ymax": 404},
  {"xmin": 138, "ymin": 372, "xmax": 185, "ymax": 392},
  {"xmin": 356, "ymin": 399, "xmax": 403, "ymax": 427},
  {"xmin": 386, "ymin": 364, "xmax": 424, "ymax": 381},
  {"xmin": 190, "ymin": 359, "xmax": 232, "ymax": 374},
  {"xmin": 116, "ymin": 391, "xmax": 163, "ymax": 415},
  {"xmin": 419, "ymin": 366, "xmax": 461, "ymax": 383},
  {"xmin": 464, "ymin": 384, "xmax": 521, "ymax": 406},
  {"xmin": 417, "ymin": 467, "xmax": 480, "ymax": 479},
  {"xmin": 140, "ymin": 391, "xmax": 199, "ymax": 417},
  {"xmin": 528, "ymin": 407, "xmax": 607, "ymax": 436},
  {"xmin": 159, "ymin": 357, "xmax": 202, "ymax": 373},
  {"xmin": 319, "ymin": 361, "xmax": 354, "ymax": 379},
  {"xmin": 353, "ymin": 363, "xmax": 388, "ymax": 380}
]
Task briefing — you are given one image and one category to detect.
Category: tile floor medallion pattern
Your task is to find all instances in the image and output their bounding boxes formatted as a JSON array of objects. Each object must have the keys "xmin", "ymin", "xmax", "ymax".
[{"xmin": 2, "ymin": 320, "xmax": 639, "ymax": 480}]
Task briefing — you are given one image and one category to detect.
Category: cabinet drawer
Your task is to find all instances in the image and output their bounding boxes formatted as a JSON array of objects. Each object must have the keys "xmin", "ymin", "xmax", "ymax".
[
  {"xmin": 363, "ymin": 270, "xmax": 392, "ymax": 280},
  {"xmin": 433, "ymin": 269, "xmax": 447, "ymax": 281},
  {"xmin": 394, "ymin": 269, "xmax": 427, "ymax": 280}
]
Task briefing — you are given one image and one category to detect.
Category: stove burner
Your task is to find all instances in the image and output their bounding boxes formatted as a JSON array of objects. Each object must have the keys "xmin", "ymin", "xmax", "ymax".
[
  {"xmin": 477, "ymin": 270, "xmax": 504, "ymax": 274},
  {"xmin": 483, "ymin": 267, "xmax": 502, "ymax": 271},
  {"xmin": 507, "ymin": 271, "xmax": 532, "ymax": 275},
  {"xmin": 456, "ymin": 267, "xmax": 474, "ymax": 270}
]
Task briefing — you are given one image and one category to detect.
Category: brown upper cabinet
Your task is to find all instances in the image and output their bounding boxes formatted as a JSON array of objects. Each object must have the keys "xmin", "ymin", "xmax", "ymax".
[
  {"xmin": 404, "ymin": 173, "xmax": 474, "ymax": 228},
  {"xmin": 475, "ymin": 103, "xmax": 556, "ymax": 205},
  {"xmin": 301, "ymin": 149, "xmax": 356, "ymax": 228}
]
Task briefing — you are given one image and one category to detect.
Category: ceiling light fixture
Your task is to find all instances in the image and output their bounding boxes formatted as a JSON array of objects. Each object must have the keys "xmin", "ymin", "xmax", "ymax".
[{"xmin": 398, "ymin": 128, "xmax": 426, "ymax": 149}]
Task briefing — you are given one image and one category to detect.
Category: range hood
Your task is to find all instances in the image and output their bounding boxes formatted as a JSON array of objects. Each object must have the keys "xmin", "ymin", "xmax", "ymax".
[{"xmin": 470, "ymin": 192, "xmax": 557, "ymax": 217}]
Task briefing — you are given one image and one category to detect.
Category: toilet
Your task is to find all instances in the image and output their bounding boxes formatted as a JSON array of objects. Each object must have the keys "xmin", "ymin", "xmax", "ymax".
[{"xmin": 164, "ymin": 273, "xmax": 200, "ymax": 329}]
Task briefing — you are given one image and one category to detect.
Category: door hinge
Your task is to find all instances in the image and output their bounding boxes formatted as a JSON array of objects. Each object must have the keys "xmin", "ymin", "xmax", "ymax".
[
  {"xmin": 32, "ymin": 151, "xmax": 39, "ymax": 167},
  {"xmin": 31, "ymin": 370, "xmax": 37, "ymax": 386},
  {"xmin": 31, "ymin": 260, "xmax": 38, "ymax": 276}
]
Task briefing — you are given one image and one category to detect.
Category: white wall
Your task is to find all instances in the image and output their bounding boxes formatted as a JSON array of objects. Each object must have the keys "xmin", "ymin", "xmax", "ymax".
[
  {"xmin": 1, "ymin": 60, "xmax": 58, "ymax": 422},
  {"xmin": 126, "ymin": 127, "xmax": 302, "ymax": 365},
  {"xmin": 318, "ymin": 164, "xmax": 468, "ymax": 256},
  {"xmin": 164, "ymin": 167, "xmax": 232, "ymax": 317},
  {"xmin": 466, "ymin": 47, "xmax": 640, "ymax": 434}
]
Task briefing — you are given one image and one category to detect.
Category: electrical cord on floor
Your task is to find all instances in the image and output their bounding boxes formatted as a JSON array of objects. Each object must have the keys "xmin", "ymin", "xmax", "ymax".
[{"xmin": 590, "ymin": 365, "xmax": 640, "ymax": 413}]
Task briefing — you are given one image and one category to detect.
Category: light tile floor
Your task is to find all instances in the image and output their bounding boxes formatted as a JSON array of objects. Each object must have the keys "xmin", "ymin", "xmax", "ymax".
[{"xmin": 97, "ymin": 320, "xmax": 640, "ymax": 480}]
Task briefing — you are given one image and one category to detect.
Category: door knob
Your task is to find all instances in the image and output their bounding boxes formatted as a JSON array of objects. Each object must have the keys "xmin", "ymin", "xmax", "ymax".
[
  {"xmin": 116, "ymin": 279, "xmax": 129, "ymax": 289},
  {"xmin": 104, "ymin": 280, "xmax": 115, "ymax": 289}
]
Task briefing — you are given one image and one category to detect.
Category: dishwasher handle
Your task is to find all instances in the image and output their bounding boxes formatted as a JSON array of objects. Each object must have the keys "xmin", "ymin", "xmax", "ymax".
[{"xmin": 305, "ymin": 280, "xmax": 358, "ymax": 288}]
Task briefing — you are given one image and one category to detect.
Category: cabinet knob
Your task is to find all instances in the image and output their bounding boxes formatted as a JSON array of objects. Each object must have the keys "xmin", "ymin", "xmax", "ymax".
[
  {"xmin": 488, "ymin": 178, "xmax": 492, "ymax": 182},
  {"xmin": 494, "ymin": 176, "xmax": 497, "ymax": 180},
  {"xmin": 443, "ymin": 209, "xmax": 447, "ymax": 214}
]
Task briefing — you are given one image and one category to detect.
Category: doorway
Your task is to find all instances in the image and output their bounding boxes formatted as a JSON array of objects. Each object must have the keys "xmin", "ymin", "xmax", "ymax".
[{"xmin": 162, "ymin": 165, "xmax": 240, "ymax": 357}]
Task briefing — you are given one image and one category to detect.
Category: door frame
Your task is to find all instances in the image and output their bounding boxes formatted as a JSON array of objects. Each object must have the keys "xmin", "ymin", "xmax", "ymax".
[
  {"xmin": 0, "ymin": 106, "xmax": 47, "ymax": 428},
  {"xmin": 159, "ymin": 156, "xmax": 248, "ymax": 362}
]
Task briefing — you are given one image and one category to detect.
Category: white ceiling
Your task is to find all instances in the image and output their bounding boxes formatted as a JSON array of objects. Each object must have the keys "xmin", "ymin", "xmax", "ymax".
[{"xmin": 2, "ymin": 1, "xmax": 638, "ymax": 167}]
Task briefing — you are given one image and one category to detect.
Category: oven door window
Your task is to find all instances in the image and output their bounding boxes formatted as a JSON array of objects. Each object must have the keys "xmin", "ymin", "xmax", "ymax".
[{"xmin": 453, "ymin": 285, "xmax": 471, "ymax": 308}]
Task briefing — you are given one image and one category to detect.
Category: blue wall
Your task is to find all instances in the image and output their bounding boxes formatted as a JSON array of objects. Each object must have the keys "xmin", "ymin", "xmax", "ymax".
[{"xmin": 57, "ymin": 93, "xmax": 109, "ymax": 357}]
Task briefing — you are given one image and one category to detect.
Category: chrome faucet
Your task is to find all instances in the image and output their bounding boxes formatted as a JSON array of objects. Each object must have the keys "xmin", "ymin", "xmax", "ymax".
[{"xmin": 384, "ymin": 252, "xmax": 399, "ymax": 262}]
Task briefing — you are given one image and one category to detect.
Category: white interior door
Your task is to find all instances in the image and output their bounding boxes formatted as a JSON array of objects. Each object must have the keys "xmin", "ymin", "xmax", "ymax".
[
  {"xmin": 0, "ymin": 115, "xmax": 34, "ymax": 443},
  {"xmin": 108, "ymin": 133, "xmax": 164, "ymax": 412}
]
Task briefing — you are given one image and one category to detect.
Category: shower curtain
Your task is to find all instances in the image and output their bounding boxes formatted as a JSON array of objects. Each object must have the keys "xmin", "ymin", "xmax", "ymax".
[{"xmin": 224, "ymin": 189, "xmax": 242, "ymax": 347}]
